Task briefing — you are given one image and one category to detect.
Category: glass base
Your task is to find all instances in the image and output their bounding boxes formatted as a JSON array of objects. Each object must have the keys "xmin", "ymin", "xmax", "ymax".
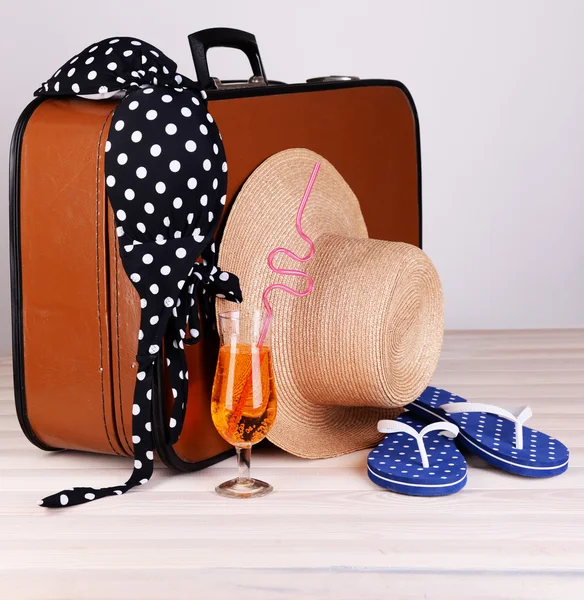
[{"xmin": 215, "ymin": 477, "xmax": 273, "ymax": 499}]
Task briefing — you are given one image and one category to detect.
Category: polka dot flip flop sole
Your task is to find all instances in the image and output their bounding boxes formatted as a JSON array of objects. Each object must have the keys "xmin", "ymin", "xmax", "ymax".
[
  {"xmin": 408, "ymin": 387, "xmax": 569, "ymax": 478},
  {"xmin": 367, "ymin": 415, "xmax": 468, "ymax": 496}
]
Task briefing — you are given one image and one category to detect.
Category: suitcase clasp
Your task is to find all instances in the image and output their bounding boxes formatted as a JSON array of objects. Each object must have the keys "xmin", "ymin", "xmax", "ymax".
[
  {"xmin": 211, "ymin": 75, "xmax": 268, "ymax": 90},
  {"xmin": 306, "ymin": 76, "xmax": 360, "ymax": 83}
]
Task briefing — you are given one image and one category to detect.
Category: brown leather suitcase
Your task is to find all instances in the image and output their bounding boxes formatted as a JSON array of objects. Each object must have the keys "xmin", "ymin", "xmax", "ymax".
[{"xmin": 9, "ymin": 28, "xmax": 421, "ymax": 470}]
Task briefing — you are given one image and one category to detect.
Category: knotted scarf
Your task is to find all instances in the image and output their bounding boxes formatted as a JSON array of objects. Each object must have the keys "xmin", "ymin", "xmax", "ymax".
[{"xmin": 35, "ymin": 37, "xmax": 242, "ymax": 508}]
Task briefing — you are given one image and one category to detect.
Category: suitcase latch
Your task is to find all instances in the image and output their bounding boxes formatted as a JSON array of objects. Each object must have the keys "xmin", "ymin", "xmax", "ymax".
[
  {"xmin": 306, "ymin": 76, "xmax": 360, "ymax": 83},
  {"xmin": 211, "ymin": 75, "xmax": 268, "ymax": 90}
]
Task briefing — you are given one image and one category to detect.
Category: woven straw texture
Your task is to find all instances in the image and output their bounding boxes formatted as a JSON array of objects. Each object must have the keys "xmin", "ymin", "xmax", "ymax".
[{"xmin": 217, "ymin": 149, "xmax": 444, "ymax": 458}]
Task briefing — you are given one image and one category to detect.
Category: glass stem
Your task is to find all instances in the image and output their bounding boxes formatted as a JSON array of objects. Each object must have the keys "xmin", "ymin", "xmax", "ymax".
[{"xmin": 236, "ymin": 446, "xmax": 252, "ymax": 483}]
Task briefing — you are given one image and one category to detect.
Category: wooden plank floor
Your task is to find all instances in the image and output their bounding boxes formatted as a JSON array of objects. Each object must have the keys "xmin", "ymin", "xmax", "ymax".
[{"xmin": 1, "ymin": 330, "xmax": 583, "ymax": 599}]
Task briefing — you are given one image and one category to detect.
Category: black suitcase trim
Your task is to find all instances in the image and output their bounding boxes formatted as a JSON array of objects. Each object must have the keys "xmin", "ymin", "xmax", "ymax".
[
  {"xmin": 9, "ymin": 97, "xmax": 59, "ymax": 451},
  {"xmin": 151, "ymin": 357, "xmax": 235, "ymax": 472}
]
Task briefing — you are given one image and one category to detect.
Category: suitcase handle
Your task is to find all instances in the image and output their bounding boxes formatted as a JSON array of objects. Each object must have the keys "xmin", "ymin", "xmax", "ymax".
[{"xmin": 188, "ymin": 27, "xmax": 268, "ymax": 91}]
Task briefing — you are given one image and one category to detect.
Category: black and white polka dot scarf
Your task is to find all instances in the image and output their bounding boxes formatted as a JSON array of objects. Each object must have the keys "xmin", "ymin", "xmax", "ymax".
[{"xmin": 35, "ymin": 37, "xmax": 242, "ymax": 508}]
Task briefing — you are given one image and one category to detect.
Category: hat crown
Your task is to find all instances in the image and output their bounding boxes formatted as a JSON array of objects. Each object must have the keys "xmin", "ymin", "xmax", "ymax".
[{"xmin": 288, "ymin": 234, "xmax": 444, "ymax": 409}]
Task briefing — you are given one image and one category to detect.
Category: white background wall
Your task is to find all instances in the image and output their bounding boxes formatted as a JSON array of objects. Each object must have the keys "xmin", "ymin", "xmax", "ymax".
[{"xmin": 1, "ymin": 0, "xmax": 583, "ymax": 355}]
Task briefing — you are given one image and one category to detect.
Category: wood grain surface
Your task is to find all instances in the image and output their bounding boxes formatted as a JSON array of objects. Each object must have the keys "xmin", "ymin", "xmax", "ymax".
[{"xmin": 1, "ymin": 331, "xmax": 583, "ymax": 599}]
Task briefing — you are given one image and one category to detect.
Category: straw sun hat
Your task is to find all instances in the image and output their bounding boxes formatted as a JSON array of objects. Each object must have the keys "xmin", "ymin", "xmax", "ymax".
[{"xmin": 217, "ymin": 149, "xmax": 444, "ymax": 458}]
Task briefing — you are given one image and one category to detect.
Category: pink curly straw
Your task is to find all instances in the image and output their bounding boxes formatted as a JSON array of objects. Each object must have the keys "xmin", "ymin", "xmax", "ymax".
[{"xmin": 257, "ymin": 161, "xmax": 321, "ymax": 346}]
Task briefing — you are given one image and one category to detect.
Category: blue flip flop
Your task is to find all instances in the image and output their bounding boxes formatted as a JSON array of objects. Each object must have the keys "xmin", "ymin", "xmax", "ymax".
[
  {"xmin": 367, "ymin": 414, "xmax": 467, "ymax": 496},
  {"xmin": 408, "ymin": 387, "xmax": 569, "ymax": 478}
]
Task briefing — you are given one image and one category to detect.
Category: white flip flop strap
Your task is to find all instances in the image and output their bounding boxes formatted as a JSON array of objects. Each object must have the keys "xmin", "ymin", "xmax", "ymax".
[
  {"xmin": 377, "ymin": 420, "xmax": 460, "ymax": 468},
  {"xmin": 441, "ymin": 403, "xmax": 533, "ymax": 450}
]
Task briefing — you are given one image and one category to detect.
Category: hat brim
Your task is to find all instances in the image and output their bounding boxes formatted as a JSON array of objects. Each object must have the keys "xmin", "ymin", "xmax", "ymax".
[{"xmin": 217, "ymin": 149, "xmax": 401, "ymax": 458}]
